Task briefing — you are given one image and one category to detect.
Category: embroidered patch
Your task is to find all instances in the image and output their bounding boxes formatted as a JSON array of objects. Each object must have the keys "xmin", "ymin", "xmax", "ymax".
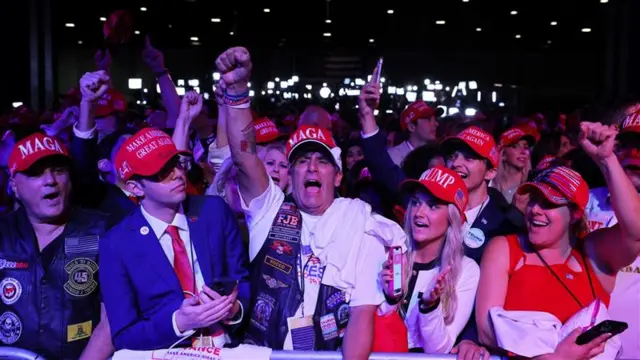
[
  {"xmin": 262, "ymin": 274, "xmax": 288, "ymax": 289},
  {"xmin": 336, "ymin": 304, "xmax": 350, "ymax": 326},
  {"xmin": 67, "ymin": 320, "xmax": 92, "ymax": 342},
  {"xmin": 251, "ymin": 293, "xmax": 275, "ymax": 331},
  {"xmin": 0, "ymin": 259, "xmax": 28, "ymax": 270},
  {"xmin": 64, "ymin": 235, "xmax": 99, "ymax": 255},
  {"xmin": 320, "ymin": 314, "xmax": 339, "ymax": 341},
  {"xmin": 64, "ymin": 258, "xmax": 99, "ymax": 297},
  {"xmin": 269, "ymin": 240, "xmax": 293, "ymax": 256},
  {"xmin": 0, "ymin": 311, "xmax": 22, "ymax": 344},
  {"xmin": 264, "ymin": 256, "xmax": 292, "ymax": 274},
  {"xmin": 325, "ymin": 292, "xmax": 345, "ymax": 310},
  {"xmin": 0, "ymin": 278, "xmax": 22, "ymax": 305}
]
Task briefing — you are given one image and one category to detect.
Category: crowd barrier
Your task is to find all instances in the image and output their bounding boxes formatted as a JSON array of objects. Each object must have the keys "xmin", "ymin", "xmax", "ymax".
[{"xmin": 0, "ymin": 347, "xmax": 503, "ymax": 360}]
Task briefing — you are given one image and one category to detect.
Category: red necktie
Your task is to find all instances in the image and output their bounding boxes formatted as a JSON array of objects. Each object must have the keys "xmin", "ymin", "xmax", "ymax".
[
  {"xmin": 165, "ymin": 225, "xmax": 196, "ymax": 298},
  {"xmin": 128, "ymin": 195, "xmax": 139, "ymax": 206}
]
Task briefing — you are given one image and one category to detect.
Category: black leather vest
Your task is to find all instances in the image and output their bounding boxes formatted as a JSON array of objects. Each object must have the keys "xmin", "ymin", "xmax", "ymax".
[
  {"xmin": 0, "ymin": 208, "xmax": 107, "ymax": 360},
  {"xmin": 244, "ymin": 200, "xmax": 350, "ymax": 350}
]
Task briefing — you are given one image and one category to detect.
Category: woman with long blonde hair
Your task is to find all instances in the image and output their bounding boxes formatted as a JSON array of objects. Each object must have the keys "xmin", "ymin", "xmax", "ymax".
[{"xmin": 378, "ymin": 166, "xmax": 480, "ymax": 354}]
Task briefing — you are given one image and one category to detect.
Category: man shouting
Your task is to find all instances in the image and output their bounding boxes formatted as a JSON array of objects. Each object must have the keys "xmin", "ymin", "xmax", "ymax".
[{"xmin": 217, "ymin": 47, "xmax": 406, "ymax": 360}]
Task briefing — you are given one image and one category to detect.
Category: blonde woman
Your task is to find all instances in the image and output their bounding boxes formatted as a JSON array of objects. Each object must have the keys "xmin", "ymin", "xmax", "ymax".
[
  {"xmin": 379, "ymin": 166, "xmax": 480, "ymax": 354},
  {"xmin": 490, "ymin": 127, "xmax": 536, "ymax": 203}
]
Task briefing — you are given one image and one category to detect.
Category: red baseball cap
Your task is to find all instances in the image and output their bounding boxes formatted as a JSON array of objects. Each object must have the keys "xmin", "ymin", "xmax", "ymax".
[
  {"xmin": 619, "ymin": 109, "xmax": 640, "ymax": 135},
  {"xmin": 440, "ymin": 126, "xmax": 500, "ymax": 168},
  {"xmin": 499, "ymin": 127, "xmax": 537, "ymax": 148},
  {"xmin": 8, "ymin": 133, "xmax": 71, "ymax": 176},
  {"xmin": 95, "ymin": 89, "xmax": 127, "ymax": 118},
  {"xmin": 400, "ymin": 165, "xmax": 468, "ymax": 219},
  {"xmin": 285, "ymin": 125, "xmax": 342, "ymax": 171},
  {"xmin": 517, "ymin": 166, "xmax": 589, "ymax": 213},
  {"xmin": 114, "ymin": 128, "xmax": 184, "ymax": 181},
  {"xmin": 535, "ymin": 155, "xmax": 559, "ymax": 172},
  {"xmin": 254, "ymin": 117, "xmax": 282, "ymax": 144},
  {"xmin": 400, "ymin": 101, "xmax": 443, "ymax": 131}
]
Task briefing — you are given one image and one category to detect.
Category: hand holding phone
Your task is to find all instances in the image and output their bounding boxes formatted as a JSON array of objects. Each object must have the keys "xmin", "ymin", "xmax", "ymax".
[
  {"xmin": 387, "ymin": 247, "xmax": 403, "ymax": 298},
  {"xmin": 576, "ymin": 320, "xmax": 627, "ymax": 345},
  {"xmin": 211, "ymin": 277, "xmax": 239, "ymax": 296}
]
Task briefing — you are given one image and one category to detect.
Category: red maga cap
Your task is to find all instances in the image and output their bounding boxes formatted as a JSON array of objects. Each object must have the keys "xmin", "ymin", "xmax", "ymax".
[
  {"xmin": 8, "ymin": 133, "xmax": 70, "ymax": 176},
  {"xmin": 441, "ymin": 126, "xmax": 499, "ymax": 168},
  {"xmin": 285, "ymin": 125, "xmax": 342, "ymax": 170},
  {"xmin": 114, "ymin": 128, "xmax": 181, "ymax": 181},
  {"xmin": 400, "ymin": 165, "xmax": 469, "ymax": 219},
  {"xmin": 517, "ymin": 166, "xmax": 589, "ymax": 213}
]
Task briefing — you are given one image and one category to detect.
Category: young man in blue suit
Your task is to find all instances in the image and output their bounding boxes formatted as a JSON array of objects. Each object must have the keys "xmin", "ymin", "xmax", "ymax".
[{"xmin": 99, "ymin": 123, "xmax": 249, "ymax": 351}]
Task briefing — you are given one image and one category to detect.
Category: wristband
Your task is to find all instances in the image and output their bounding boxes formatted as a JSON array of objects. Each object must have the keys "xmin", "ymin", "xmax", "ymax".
[
  {"xmin": 224, "ymin": 88, "xmax": 251, "ymax": 108},
  {"xmin": 155, "ymin": 69, "xmax": 169, "ymax": 78},
  {"xmin": 417, "ymin": 293, "xmax": 440, "ymax": 314}
]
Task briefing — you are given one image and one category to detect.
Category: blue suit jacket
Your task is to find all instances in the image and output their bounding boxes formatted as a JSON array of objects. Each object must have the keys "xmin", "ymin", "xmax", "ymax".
[{"xmin": 99, "ymin": 195, "xmax": 250, "ymax": 351}]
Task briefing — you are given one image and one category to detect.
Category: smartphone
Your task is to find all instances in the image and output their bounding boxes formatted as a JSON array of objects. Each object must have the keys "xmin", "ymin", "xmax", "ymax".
[
  {"xmin": 387, "ymin": 247, "xmax": 403, "ymax": 298},
  {"xmin": 576, "ymin": 320, "xmax": 628, "ymax": 345},
  {"xmin": 371, "ymin": 57, "xmax": 383, "ymax": 84},
  {"xmin": 211, "ymin": 277, "xmax": 238, "ymax": 296}
]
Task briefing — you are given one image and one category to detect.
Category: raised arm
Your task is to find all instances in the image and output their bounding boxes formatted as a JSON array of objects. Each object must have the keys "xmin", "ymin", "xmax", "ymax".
[
  {"xmin": 215, "ymin": 47, "xmax": 268, "ymax": 204},
  {"xmin": 143, "ymin": 36, "xmax": 181, "ymax": 127},
  {"xmin": 581, "ymin": 122, "xmax": 640, "ymax": 274}
]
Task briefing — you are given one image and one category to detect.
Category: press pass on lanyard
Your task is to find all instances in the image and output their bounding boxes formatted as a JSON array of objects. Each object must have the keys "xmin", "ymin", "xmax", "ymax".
[{"xmin": 371, "ymin": 57, "xmax": 383, "ymax": 84}]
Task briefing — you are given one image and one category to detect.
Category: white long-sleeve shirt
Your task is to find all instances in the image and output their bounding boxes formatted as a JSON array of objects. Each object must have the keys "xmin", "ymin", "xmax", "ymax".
[{"xmin": 380, "ymin": 256, "xmax": 479, "ymax": 353}]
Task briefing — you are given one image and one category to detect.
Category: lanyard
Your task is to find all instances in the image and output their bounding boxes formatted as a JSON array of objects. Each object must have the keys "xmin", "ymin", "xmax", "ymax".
[{"xmin": 297, "ymin": 252, "xmax": 313, "ymax": 316}]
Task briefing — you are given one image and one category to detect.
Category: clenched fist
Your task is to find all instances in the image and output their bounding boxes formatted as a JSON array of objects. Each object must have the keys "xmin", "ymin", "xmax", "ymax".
[
  {"xmin": 142, "ymin": 35, "xmax": 165, "ymax": 73},
  {"xmin": 579, "ymin": 121, "xmax": 618, "ymax": 164},
  {"xmin": 215, "ymin": 47, "xmax": 252, "ymax": 92},
  {"xmin": 79, "ymin": 71, "xmax": 109, "ymax": 102},
  {"xmin": 179, "ymin": 91, "xmax": 203, "ymax": 121}
]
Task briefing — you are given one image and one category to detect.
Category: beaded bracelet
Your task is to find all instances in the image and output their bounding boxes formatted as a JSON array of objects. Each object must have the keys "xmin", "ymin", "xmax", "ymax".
[{"xmin": 224, "ymin": 89, "xmax": 251, "ymax": 108}]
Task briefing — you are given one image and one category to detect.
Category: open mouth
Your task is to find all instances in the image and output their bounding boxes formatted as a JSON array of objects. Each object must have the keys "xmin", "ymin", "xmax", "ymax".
[
  {"xmin": 43, "ymin": 191, "xmax": 61, "ymax": 202},
  {"xmin": 414, "ymin": 220, "xmax": 429, "ymax": 228},
  {"xmin": 271, "ymin": 176, "xmax": 280, "ymax": 185},
  {"xmin": 304, "ymin": 179, "xmax": 322, "ymax": 193},
  {"xmin": 529, "ymin": 219, "xmax": 549, "ymax": 228},
  {"xmin": 455, "ymin": 171, "xmax": 469, "ymax": 179}
]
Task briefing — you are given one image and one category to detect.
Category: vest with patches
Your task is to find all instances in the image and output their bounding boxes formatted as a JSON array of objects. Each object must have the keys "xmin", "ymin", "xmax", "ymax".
[
  {"xmin": 244, "ymin": 200, "xmax": 350, "ymax": 350},
  {"xmin": 0, "ymin": 207, "xmax": 107, "ymax": 360}
]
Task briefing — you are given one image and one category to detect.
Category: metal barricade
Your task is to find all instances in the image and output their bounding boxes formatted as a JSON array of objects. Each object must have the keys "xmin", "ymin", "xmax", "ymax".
[
  {"xmin": 269, "ymin": 351, "xmax": 502, "ymax": 360},
  {"xmin": 0, "ymin": 347, "xmax": 46, "ymax": 360}
]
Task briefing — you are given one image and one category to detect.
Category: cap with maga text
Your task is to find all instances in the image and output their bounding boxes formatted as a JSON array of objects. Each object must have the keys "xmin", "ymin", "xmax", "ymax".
[
  {"xmin": 400, "ymin": 101, "xmax": 444, "ymax": 131},
  {"xmin": 499, "ymin": 127, "xmax": 537, "ymax": 148},
  {"xmin": 517, "ymin": 166, "xmax": 589, "ymax": 213},
  {"xmin": 619, "ymin": 109, "xmax": 640, "ymax": 135},
  {"xmin": 114, "ymin": 128, "xmax": 184, "ymax": 181},
  {"xmin": 400, "ymin": 165, "xmax": 468, "ymax": 219},
  {"xmin": 8, "ymin": 133, "xmax": 70, "ymax": 176},
  {"xmin": 440, "ymin": 126, "xmax": 499, "ymax": 168},
  {"xmin": 285, "ymin": 125, "xmax": 342, "ymax": 171}
]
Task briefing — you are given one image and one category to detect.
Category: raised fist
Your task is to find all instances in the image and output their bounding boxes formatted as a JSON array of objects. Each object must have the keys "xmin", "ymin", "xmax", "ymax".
[
  {"xmin": 180, "ymin": 91, "xmax": 203, "ymax": 121},
  {"xmin": 79, "ymin": 71, "xmax": 109, "ymax": 102},
  {"xmin": 94, "ymin": 49, "xmax": 112, "ymax": 71},
  {"xmin": 142, "ymin": 35, "xmax": 165, "ymax": 73},
  {"xmin": 215, "ymin": 47, "xmax": 252, "ymax": 91},
  {"xmin": 579, "ymin": 121, "xmax": 618, "ymax": 163}
]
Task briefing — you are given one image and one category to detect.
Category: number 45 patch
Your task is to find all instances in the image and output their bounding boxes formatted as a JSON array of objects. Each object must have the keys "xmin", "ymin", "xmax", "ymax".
[{"xmin": 64, "ymin": 258, "xmax": 99, "ymax": 297}]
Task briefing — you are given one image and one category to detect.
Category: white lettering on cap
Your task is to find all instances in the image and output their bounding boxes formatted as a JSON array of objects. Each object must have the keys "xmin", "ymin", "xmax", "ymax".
[
  {"xmin": 288, "ymin": 127, "xmax": 328, "ymax": 147},
  {"xmin": 125, "ymin": 130, "xmax": 168, "ymax": 153},
  {"xmin": 465, "ymin": 128, "xmax": 490, "ymax": 141},
  {"xmin": 623, "ymin": 113, "xmax": 640, "ymax": 128},
  {"xmin": 422, "ymin": 168, "xmax": 455, "ymax": 188},
  {"xmin": 18, "ymin": 137, "xmax": 64, "ymax": 159}
]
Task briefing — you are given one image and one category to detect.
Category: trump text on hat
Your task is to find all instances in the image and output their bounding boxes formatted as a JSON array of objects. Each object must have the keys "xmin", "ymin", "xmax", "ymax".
[{"xmin": 422, "ymin": 168, "xmax": 456, "ymax": 188}]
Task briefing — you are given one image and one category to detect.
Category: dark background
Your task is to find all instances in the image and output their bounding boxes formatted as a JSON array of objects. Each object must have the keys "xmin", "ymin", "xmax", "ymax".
[{"xmin": 1, "ymin": 0, "xmax": 638, "ymax": 115}]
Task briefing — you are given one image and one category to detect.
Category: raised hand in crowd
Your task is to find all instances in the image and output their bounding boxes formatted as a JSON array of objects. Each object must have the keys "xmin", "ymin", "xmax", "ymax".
[
  {"xmin": 179, "ymin": 90, "xmax": 203, "ymax": 122},
  {"xmin": 421, "ymin": 266, "xmax": 451, "ymax": 307},
  {"xmin": 579, "ymin": 121, "xmax": 617, "ymax": 164},
  {"xmin": 142, "ymin": 35, "xmax": 165, "ymax": 73},
  {"xmin": 41, "ymin": 105, "xmax": 79, "ymax": 136},
  {"xmin": 94, "ymin": 49, "xmax": 112, "ymax": 71},
  {"xmin": 357, "ymin": 82, "xmax": 381, "ymax": 134},
  {"xmin": 215, "ymin": 47, "xmax": 252, "ymax": 93},
  {"xmin": 79, "ymin": 70, "xmax": 109, "ymax": 102}
]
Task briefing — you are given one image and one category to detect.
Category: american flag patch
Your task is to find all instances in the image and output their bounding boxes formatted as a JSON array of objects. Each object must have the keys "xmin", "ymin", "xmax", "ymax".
[{"xmin": 65, "ymin": 235, "xmax": 99, "ymax": 255}]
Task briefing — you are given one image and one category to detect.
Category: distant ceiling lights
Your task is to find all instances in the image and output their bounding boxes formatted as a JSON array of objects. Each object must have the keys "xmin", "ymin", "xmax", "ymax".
[
  {"xmin": 190, "ymin": 37, "xmax": 199, "ymax": 41},
  {"xmin": 436, "ymin": 20, "xmax": 446, "ymax": 25},
  {"xmin": 263, "ymin": 8, "xmax": 270, "ymax": 13},
  {"xmin": 582, "ymin": 28, "xmax": 592, "ymax": 32},
  {"xmin": 211, "ymin": 18, "xmax": 221, "ymax": 22},
  {"xmin": 230, "ymin": 32, "xmax": 235, "ymax": 35},
  {"xmin": 387, "ymin": 9, "xmax": 394, "ymax": 14},
  {"xmin": 462, "ymin": 0, "xmax": 469, "ymax": 2},
  {"xmin": 476, "ymin": 28, "xmax": 482, "ymax": 32},
  {"xmin": 323, "ymin": 33, "xmax": 332, "ymax": 37},
  {"xmin": 600, "ymin": 0, "xmax": 608, "ymax": 3},
  {"xmin": 325, "ymin": 19, "xmax": 331, "ymax": 23},
  {"xmin": 369, "ymin": 39, "xmax": 375, "ymax": 43},
  {"xmin": 550, "ymin": 21, "xmax": 558, "ymax": 26},
  {"xmin": 65, "ymin": 23, "xmax": 75, "ymax": 27},
  {"xmin": 134, "ymin": 30, "xmax": 140, "ymax": 35},
  {"xmin": 99, "ymin": 17, "xmax": 106, "ymax": 22},
  {"xmin": 510, "ymin": 10, "xmax": 518, "ymax": 15},
  {"xmin": 140, "ymin": 7, "xmax": 147, "ymax": 11},
  {"xmin": 78, "ymin": 40, "xmax": 83, "ymax": 44},
  {"xmin": 515, "ymin": 34, "xmax": 522, "ymax": 39}
]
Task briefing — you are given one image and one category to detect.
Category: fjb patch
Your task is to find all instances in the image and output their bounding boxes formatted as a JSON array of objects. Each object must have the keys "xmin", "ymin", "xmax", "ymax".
[
  {"xmin": 269, "ymin": 240, "xmax": 293, "ymax": 256},
  {"xmin": 64, "ymin": 258, "xmax": 99, "ymax": 297},
  {"xmin": 276, "ymin": 213, "xmax": 300, "ymax": 228}
]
